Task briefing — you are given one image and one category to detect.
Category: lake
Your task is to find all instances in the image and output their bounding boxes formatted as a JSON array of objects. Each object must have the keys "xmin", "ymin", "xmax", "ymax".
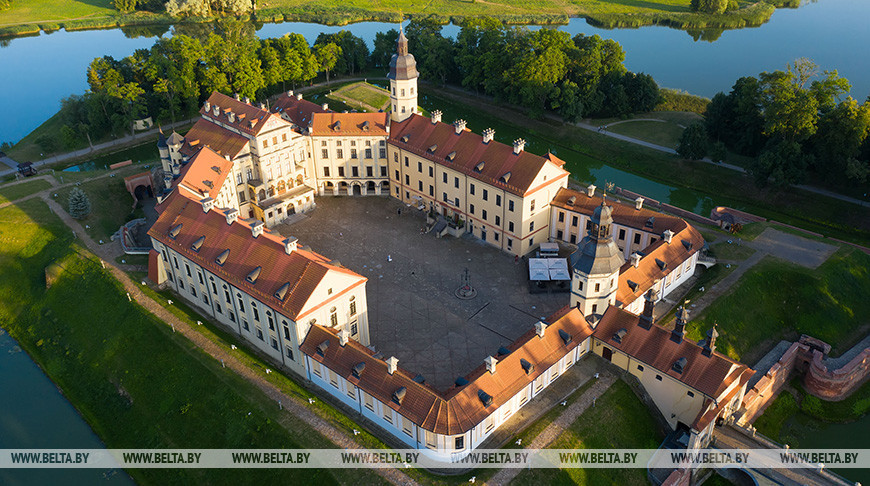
[
  {"xmin": 1, "ymin": 0, "xmax": 869, "ymax": 145},
  {"xmin": 0, "ymin": 329, "xmax": 134, "ymax": 486}
]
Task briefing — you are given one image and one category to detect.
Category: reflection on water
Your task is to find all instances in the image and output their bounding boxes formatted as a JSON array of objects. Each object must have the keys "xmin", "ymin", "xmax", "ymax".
[{"xmin": 0, "ymin": 331, "xmax": 134, "ymax": 486}]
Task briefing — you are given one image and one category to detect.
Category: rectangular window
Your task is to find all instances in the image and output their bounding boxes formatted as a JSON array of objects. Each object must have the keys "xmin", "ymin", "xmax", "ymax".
[
  {"xmin": 496, "ymin": 194, "xmax": 501, "ymax": 207},
  {"xmin": 482, "ymin": 189, "xmax": 488, "ymax": 201},
  {"xmin": 656, "ymin": 374, "xmax": 663, "ymax": 381},
  {"xmin": 323, "ymin": 166, "xmax": 330, "ymax": 177},
  {"xmin": 418, "ymin": 181, "xmax": 423, "ymax": 191},
  {"xmin": 429, "ymin": 185, "xmax": 434, "ymax": 197},
  {"xmin": 619, "ymin": 228, "xmax": 626, "ymax": 240},
  {"xmin": 252, "ymin": 306, "xmax": 259, "ymax": 322},
  {"xmin": 229, "ymin": 312, "xmax": 235, "ymax": 322},
  {"xmin": 394, "ymin": 152, "xmax": 399, "ymax": 162},
  {"xmin": 365, "ymin": 148, "xmax": 372, "ymax": 159},
  {"xmin": 482, "ymin": 209, "xmax": 487, "ymax": 221},
  {"xmin": 508, "ymin": 221, "xmax": 514, "ymax": 232},
  {"xmin": 350, "ymin": 322, "xmax": 358, "ymax": 336},
  {"xmin": 337, "ymin": 149, "xmax": 343, "ymax": 159},
  {"xmin": 380, "ymin": 166, "xmax": 387, "ymax": 177},
  {"xmin": 347, "ymin": 383, "xmax": 356, "ymax": 399},
  {"xmin": 508, "ymin": 200, "xmax": 515, "ymax": 212},
  {"xmin": 379, "ymin": 148, "xmax": 386, "ymax": 158},
  {"xmin": 271, "ymin": 338, "xmax": 278, "ymax": 350},
  {"xmin": 687, "ymin": 391, "xmax": 695, "ymax": 397},
  {"xmin": 383, "ymin": 408, "xmax": 392, "ymax": 424},
  {"xmin": 285, "ymin": 347, "xmax": 294, "ymax": 360},
  {"xmin": 454, "ymin": 436, "xmax": 464, "ymax": 450},
  {"xmin": 469, "ymin": 204, "xmax": 475, "ymax": 215},
  {"xmin": 558, "ymin": 212, "xmax": 565, "ymax": 223},
  {"xmin": 428, "ymin": 166, "xmax": 433, "ymax": 177},
  {"xmin": 395, "ymin": 170, "xmax": 400, "ymax": 181},
  {"xmin": 313, "ymin": 363, "xmax": 322, "ymax": 377},
  {"xmin": 637, "ymin": 364, "xmax": 644, "ymax": 372},
  {"xmin": 190, "ymin": 285, "xmax": 196, "ymax": 297},
  {"xmin": 350, "ymin": 301, "xmax": 357, "ymax": 316},
  {"xmin": 425, "ymin": 430, "xmax": 436, "ymax": 449},
  {"xmin": 242, "ymin": 320, "xmax": 249, "ymax": 331},
  {"xmin": 470, "ymin": 183, "xmax": 475, "ymax": 195},
  {"xmin": 634, "ymin": 233, "xmax": 641, "ymax": 244},
  {"xmin": 442, "ymin": 173, "xmax": 447, "ymax": 184},
  {"xmin": 417, "ymin": 162, "xmax": 422, "ymax": 173},
  {"xmin": 256, "ymin": 328, "xmax": 264, "ymax": 340},
  {"xmin": 404, "ymin": 175, "xmax": 409, "ymax": 185},
  {"xmin": 442, "ymin": 192, "xmax": 448, "ymax": 203},
  {"xmin": 454, "ymin": 177, "xmax": 459, "ymax": 188},
  {"xmin": 338, "ymin": 167, "xmax": 345, "ymax": 177},
  {"xmin": 322, "ymin": 149, "xmax": 328, "ymax": 159},
  {"xmin": 352, "ymin": 166, "xmax": 359, "ymax": 177},
  {"xmin": 404, "ymin": 156, "xmax": 409, "ymax": 167},
  {"xmin": 454, "ymin": 197, "xmax": 460, "ymax": 207},
  {"xmin": 529, "ymin": 221, "xmax": 534, "ymax": 232},
  {"xmin": 351, "ymin": 149, "xmax": 358, "ymax": 159},
  {"xmin": 402, "ymin": 416, "xmax": 413, "ymax": 437},
  {"xmin": 366, "ymin": 166, "xmax": 373, "ymax": 177},
  {"xmin": 364, "ymin": 393, "xmax": 374, "ymax": 411},
  {"xmin": 329, "ymin": 369, "xmax": 338, "ymax": 388}
]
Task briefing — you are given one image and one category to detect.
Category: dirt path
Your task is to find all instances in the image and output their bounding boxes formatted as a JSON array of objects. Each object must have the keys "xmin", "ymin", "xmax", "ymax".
[
  {"xmin": 485, "ymin": 370, "xmax": 617, "ymax": 486},
  {"xmin": 35, "ymin": 195, "xmax": 419, "ymax": 486}
]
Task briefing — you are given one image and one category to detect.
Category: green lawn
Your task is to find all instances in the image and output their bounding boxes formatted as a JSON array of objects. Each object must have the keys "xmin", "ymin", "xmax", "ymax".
[
  {"xmin": 0, "ymin": 0, "xmax": 115, "ymax": 28},
  {"xmin": 709, "ymin": 241, "xmax": 757, "ymax": 261},
  {"xmin": 0, "ymin": 199, "xmax": 387, "ymax": 485},
  {"xmin": 690, "ymin": 248, "xmax": 870, "ymax": 362},
  {"xmin": 0, "ymin": 178, "xmax": 51, "ymax": 204},
  {"xmin": 55, "ymin": 175, "xmax": 143, "ymax": 241},
  {"xmin": 333, "ymin": 82, "xmax": 391, "ymax": 111},
  {"xmin": 607, "ymin": 120, "xmax": 685, "ymax": 149},
  {"xmin": 510, "ymin": 380, "xmax": 662, "ymax": 485}
]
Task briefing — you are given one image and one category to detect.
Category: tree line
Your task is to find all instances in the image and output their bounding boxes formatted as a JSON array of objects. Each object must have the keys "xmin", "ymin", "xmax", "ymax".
[
  {"xmin": 52, "ymin": 18, "xmax": 658, "ymax": 152},
  {"xmin": 677, "ymin": 58, "xmax": 870, "ymax": 188}
]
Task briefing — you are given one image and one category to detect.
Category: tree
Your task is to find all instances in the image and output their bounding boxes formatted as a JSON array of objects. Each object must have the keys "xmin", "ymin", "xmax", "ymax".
[
  {"xmin": 68, "ymin": 188, "xmax": 92, "ymax": 220},
  {"xmin": 759, "ymin": 68, "xmax": 819, "ymax": 142},
  {"xmin": 750, "ymin": 139, "xmax": 812, "ymax": 187},
  {"xmin": 677, "ymin": 123, "xmax": 709, "ymax": 160},
  {"xmin": 372, "ymin": 29, "xmax": 399, "ymax": 69},
  {"xmin": 690, "ymin": 0, "xmax": 727, "ymax": 14},
  {"xmin": 314, "ymin": 31, "xmax": 368, "ymax": 76},
  {"xmin": 314, "ymin": 42, "xmax": 341, "ymax": 85},
  {"xmin": 810, "ymin": 97, "xmax": 870, "ymax": 181},
  {"xmin": 112, "ymin": 0, "xmax": 137, "ymax": 13},
  {"xmin": 710, "ymin": 140, "xmax": 727, "ymax": 163}
]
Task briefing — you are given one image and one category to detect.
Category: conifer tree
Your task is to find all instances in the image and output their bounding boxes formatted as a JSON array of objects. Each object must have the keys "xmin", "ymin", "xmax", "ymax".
[{"xmin": 68, "ymin": 187, "xmax": 91, "ymax": 220}]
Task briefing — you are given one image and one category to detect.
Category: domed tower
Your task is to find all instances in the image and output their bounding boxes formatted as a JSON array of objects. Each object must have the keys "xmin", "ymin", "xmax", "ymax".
[
  {"xmin": 569, "ymin": 198, "xmax": 626, "ymax": 320},
  {"xmin": 388, "ymin": 25, "xmax": 418, "ymax": 123}
]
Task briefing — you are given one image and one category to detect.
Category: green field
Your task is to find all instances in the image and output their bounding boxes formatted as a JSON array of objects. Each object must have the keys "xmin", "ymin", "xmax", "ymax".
[
  {"xmin": 0, "ymin": 178, "xmax": 51, "ymax": 204},
  {"xmin": 332, "ymin": 82, "xmax": 391, "ymax": 111},
  {"xmin": 0, "ymin": 199, "xmax": 389, "ymax": 485},
  {"xmin": 690, "ymin": 248, "xmax": 870, "ymax": 362},
  {"xmin": 510, "ymin": 380, "xmax": 662, "ymax": 485},
  {"xmin": 709, "ymin": 240, "xmax": 757, "ymax": 261},
  {"xmin": 607, "ymin": 120, "xmax": 685, "ymax": 149},
  {"xmin": 55, "ymin": 175, "xmax": 143, "ymax": 241},
  {"xmin": 1, "ymin": 0, "xmax": 786, "ymax": 37}
]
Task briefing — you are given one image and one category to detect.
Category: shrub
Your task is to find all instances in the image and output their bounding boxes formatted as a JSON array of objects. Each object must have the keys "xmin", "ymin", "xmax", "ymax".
[{"xmin": 677, "ymin": 123, "xmax": 709, "ymax": 160}]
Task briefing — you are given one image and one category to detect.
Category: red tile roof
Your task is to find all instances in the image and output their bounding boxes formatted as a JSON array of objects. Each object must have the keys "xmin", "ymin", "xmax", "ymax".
[
  {"xmin": 551, "ymin": 188, "xmax": 686, "ymax": 235},
  {"xmin": 180, "ymin": 118, "xmax": 249, "ymax": 160},
  {"xmin": 176, "ymin": 147, "xmax": 233, "ymax": 200},
  {"xmin": 616, "ymin": 223, "xmax": 705, "ymax": 306},
  {"xmin": 389, "ymin": 114, "xmax": 568, "ymax": 196},
  {"xmin": 148, "ymin": 192, "xmax": 366, "ymax": 320},
  {"xmin": 311, "ymin": 112, "xmax": 389, "ymax": 137},
  {"xmin": 201, "ymin": 91, "xmax": 280, "ymax": 136},
  {"xmin": 593, "ymin": 306, "xmax": 753, "ymax": 399},
  {"xmin": 272, "ymin": 92, "xmax": 330, "ymax": 128},
  {"xmin": 299, "ymin": 305, "xmax": 594, "ymax": 435}
]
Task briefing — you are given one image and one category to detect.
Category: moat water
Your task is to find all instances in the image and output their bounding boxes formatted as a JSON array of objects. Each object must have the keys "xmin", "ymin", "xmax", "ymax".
[{"xmin": 0, "ymin": 330, "xmax": 134, "ymax": 485}]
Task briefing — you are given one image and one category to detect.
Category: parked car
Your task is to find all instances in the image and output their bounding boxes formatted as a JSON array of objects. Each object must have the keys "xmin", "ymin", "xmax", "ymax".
[{"xmin": 17, "ymin": 162, "xmax": 37, "ymax": 177}]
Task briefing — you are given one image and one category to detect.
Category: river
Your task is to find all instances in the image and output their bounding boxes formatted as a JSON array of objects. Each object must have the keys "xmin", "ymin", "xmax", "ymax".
[
  {"xmin": 1, "ymin": 0, "xmax": 869, "ymax": 145},
  {"xmin": 0, "ymin": 329, "xmax": 134, "ymax": 485}
]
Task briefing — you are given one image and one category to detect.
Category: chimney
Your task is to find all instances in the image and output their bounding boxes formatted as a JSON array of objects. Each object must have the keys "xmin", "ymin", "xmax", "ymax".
[
  {"xmin": 513, "ymin": 138, "xmax": 526, "ymax": 154},
  {"xmin": 663, "ymin": 229, "xmax": 674, "ymax": 243},
  {"xmin": 386, "ymin": 356, "xmax": 399, "ymax": 375},
  {"xmin": 586, "ymin": 184, "xmax": 596, "ymax": 197},
  {"xmin": 484, "ymin": 356, "xmax": 497, "ymax": 374},
  {"xmin": 251, "ymin": 220, "xmax": 264, "ymax": 238},
  {"xmin": 234, "ymin": 93, "xmax": 241, "ymax": 100},
  {"xmin": 204, "ymin": 100, "xmax": 211, "ymax": 111},
  {"xmin": 213, "ymin": 106, "xmax": 220, "ymax": 117},
  {"xmin": 296, "ymin": 93, "xmax": 303, "ymax": 100},
  {"xmin": 431, "ymin": 110, "xmax": 442, "ymax": 124},
  {"xmin": 200, "ymin": 197, "xmax": 214, "ymax": 213},
  {"xmin": 482, "ymin": 128, "xmax": 495, "ymax": 144},
  {"xmin": 631, "ymin": 252, "xmax": 642, "ymax": 268},
  {"xmin": 228, "ymin": 112, "xmax": 236, "ymax": 123},
  {"xmin": 535, "ymin": 320, "xmax": 547, "ymax": 338},
  {"xmin": 702, "ymin": 324, "xmax": 719, "ymax": 357},
  {"xmin": 338, "ymin": 329, "xmax": 349, "ymax": 346},
  {"xmin": 224, "ymin": 208, "xmax": 238, "ymax": 225},
  {"xmin": 322, "ymin": 103, "xmax": 329, "ymax": 110},
  {"xmin": 245, "ymin": 96, "xmax": 253, "ymax": 105},
  {"xmin": 454, "ymin": 119, "xmax": 467, "ymax": 135},
  {"xmin": 672, "ymin": 306, "xmax": 688, "ymax": 344},
  {"xmin": 259, "ymin": 102, "xmax": 266, "ymax": 110},
  {"xmin": 639, "ymin": 289, "xmax": 656, "ymax": 330},
  {"xmin": 287, "ymin": 90, "xmax": 294, "ymax": 97},
  {"xmin": 635, "ymin": 197, "xmax": 644, "ymax": 210},
  {"xmin": 282, "ymin": 237, "xmax": 298, "ymax": 255}
]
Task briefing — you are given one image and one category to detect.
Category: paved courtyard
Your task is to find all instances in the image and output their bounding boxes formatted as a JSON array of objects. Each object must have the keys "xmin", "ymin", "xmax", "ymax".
[
  {"xmin": 277, "ymin": 196, "xmax": 568, "ymax": 391},
  {"xmin": 751, "ymin": 227, "xmax": 837, "ymax": 269}
]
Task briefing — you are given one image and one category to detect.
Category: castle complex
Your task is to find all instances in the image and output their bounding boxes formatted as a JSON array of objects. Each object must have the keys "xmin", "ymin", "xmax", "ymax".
[{"xmin": 148, "ymin": 31, "xmax": 754, "ymax": 461}]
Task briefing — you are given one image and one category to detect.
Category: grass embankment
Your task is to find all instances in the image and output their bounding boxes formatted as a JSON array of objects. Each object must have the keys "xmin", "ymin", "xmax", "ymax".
[
  {"xmin": 689, "ymin": 248, "xmax": 870, "ymax": 362},
  {"xmin": 510, "ymin": 380, "xmax": 662, "ymax": 485},
  {"xmin": 330, "ymin": 82, "xmax": 391, "ymax": 112},
  {"xmin": 419, "ymin": 86, "xmax": 870, "ymax": 247},
  {"xmin": 0, "ymin": 178, "xmax": 52, "ymax": 204},
  {"xmin": 0, "ymin": 199, "xmax": 384, "ymax": 485},
  {"xmin": 2, "ymin": 0, "xmax": 794, "ymax": 38}
]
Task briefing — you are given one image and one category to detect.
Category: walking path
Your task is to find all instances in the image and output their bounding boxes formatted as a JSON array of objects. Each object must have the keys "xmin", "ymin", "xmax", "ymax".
[
  {"xmin": 34, "ymin": 194, "xmax": 418, "ymax": 486},
  {"xmin": 486, "ymin": 370, "xmax": 617, "ymax": 486}
]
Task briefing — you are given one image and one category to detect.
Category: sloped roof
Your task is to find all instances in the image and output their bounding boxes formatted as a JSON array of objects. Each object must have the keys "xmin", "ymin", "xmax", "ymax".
[
  {"xmin": 201, "ymin": 91, "xmax": 280, "ymax": 136},
  {"xmin": 311, "ymin": 112, "xmax": 389, "ymax": 137},
  {"xmin": 570, "ymin": 202, "xmax": 625, "ymax": 276},
  {"xmin": 616, "ymin": 223, "xmax": 705, "ymax": 306},
  {"xmin": 390, "ymin": 114, "xmax": 567, "ymax": 196},
  {"xmin": 148, "ymin": 192, "xmax": 366, "ymax": 320},
  {"xmin": 176, "ymin": 146, "xmax": 233, "ymax": 200},
  {"xmin": 299, "ymin": 306, "xmax": 594, "ymax": 435},
  {"xmin": 593, "ymin": 306, "xmax": 753, "ymax": 398},
  {"xmin": 272, "ymin": 92, "xmax": 330, "ymax": 129},
  {"xmin": 551, "ymin": 188, "xmax": 686, "ymax": 236},
  {"xmin": 180, "ymin": 118, "xmax": 249, "ymax": 159}
]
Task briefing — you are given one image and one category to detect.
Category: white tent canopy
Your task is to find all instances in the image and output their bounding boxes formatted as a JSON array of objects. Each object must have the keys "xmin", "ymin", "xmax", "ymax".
[{"xmin": 529, "ymin": 258, "xmax": 571, "ymax": 281}]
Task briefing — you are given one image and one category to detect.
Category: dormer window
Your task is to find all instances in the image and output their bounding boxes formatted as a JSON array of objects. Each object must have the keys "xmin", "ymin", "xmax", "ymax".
[
  {"xmin": 613, "ymin": 328, "xmax": 627, "ymax": 344},
  {"xmin": 401, "ymin": 135, "xmax": 409, "ymax": 143},
  {"xmin": 274, "ymin": 282, "xmax": 290, "ymax": 300},
  {"xmin": 352, "ymin": 362, "xmax": 365, "ymax": 378},
  {"xmin": 477, "ymin": 389, "xmax": 493, "ymax": 407},
  {"xmin": 392, "ymin": 387, "xmax": 406, "ymax": 405},
  {"xmin": 316, "ymin": 340, "xmax": 329, "ymax": 356},
  {"xmin": 520, "ymin": 358, "xmax": 535, "ymax": 375},
  {"xmin": 500, "ymin": 172, "xmax": 511, "ymax": 183},
  {"xmin": 215, "ymin": 249, "xmax": 230, "ymax": 266},
  {"xmin": 246, "ymin": 266, "xmax": 262, "ymax": 284},
  {"xmin": 446, "ymin": 151, "xmax": 456, "ymax": 162},
  {"xmin": 168, "ymin": 224, "xmax": 182, "ymax": 240},
  {"xmin": 427, "ymin": 144, "xmax": 437, "ymax": 153},
  {"xmin": 672, "ymin": 357, "xmax": 687, "ymax": 374},
  {"xmin": 474, "ymin": 161, "xmax": 484, "ymax": 172},
  {"xmin": 190, "ymin": 236, "xmax": 205, "ymax": 252}
]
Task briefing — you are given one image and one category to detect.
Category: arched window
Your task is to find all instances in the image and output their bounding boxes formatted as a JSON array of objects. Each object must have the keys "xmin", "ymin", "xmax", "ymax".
[
  {"xmin": 329, "ymin": 307, "xmax": 338, "ymax": 327},
  {"xmin": 349, "ymin": 296, "xmax": 357, "ymax": 316}
]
